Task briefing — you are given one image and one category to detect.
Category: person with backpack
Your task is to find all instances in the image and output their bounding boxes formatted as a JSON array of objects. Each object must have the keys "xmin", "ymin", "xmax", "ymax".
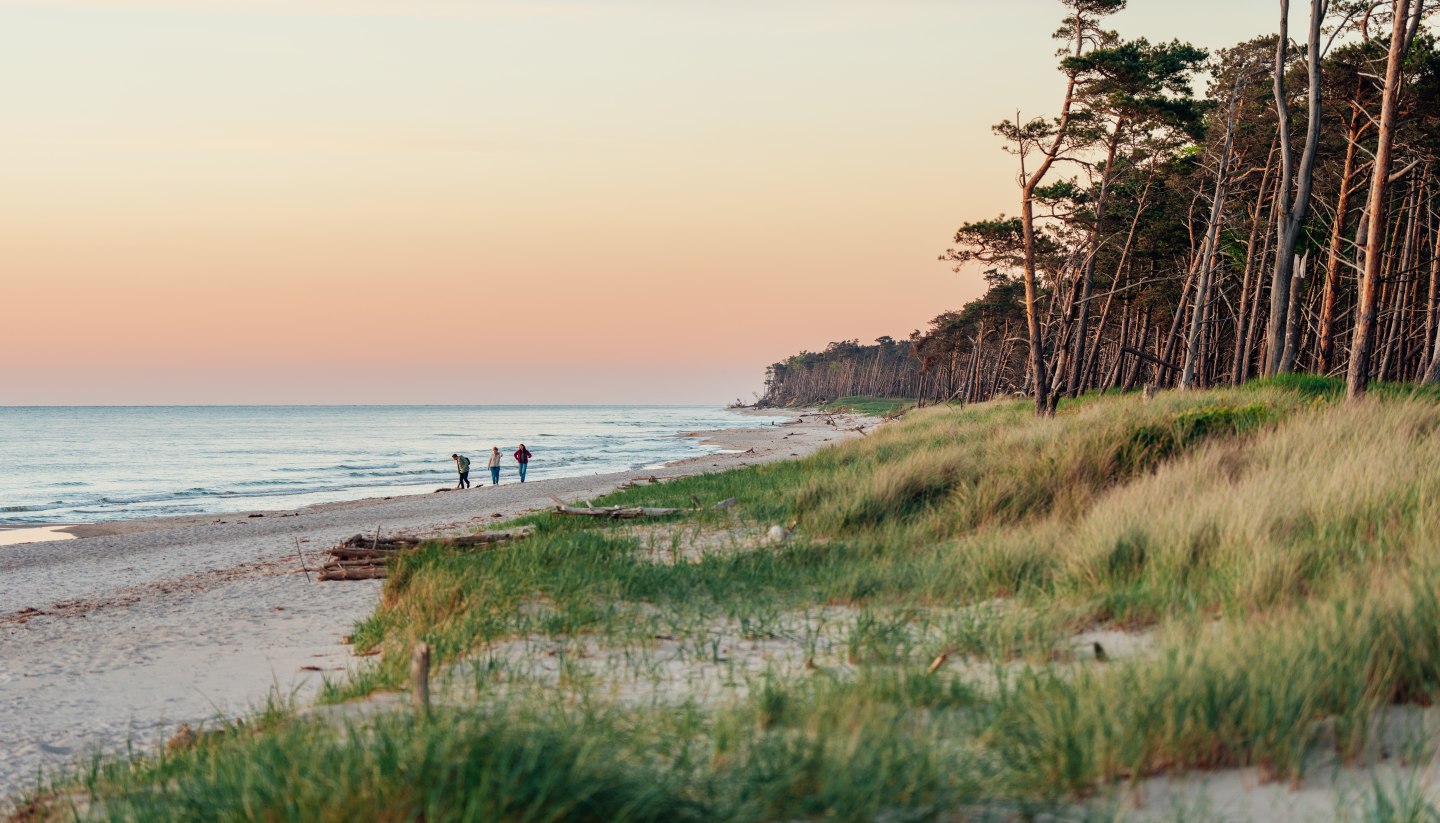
[
  {"xmin": 513, "ymin": 443, "xmax": 533, "ymax": 483},
  {"xmin": 451, "ymin": 453, "xmax": 471, "ymax": 489},
  {"xmin": 487, "ymin": 446, "xmax": 503, "ymax": 485}
]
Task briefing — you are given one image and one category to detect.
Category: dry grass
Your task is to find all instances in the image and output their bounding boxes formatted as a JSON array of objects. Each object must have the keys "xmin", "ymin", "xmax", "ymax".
[{"xmin": 29, "ymin": 377, "xmax": 1440, "ymax": 822}]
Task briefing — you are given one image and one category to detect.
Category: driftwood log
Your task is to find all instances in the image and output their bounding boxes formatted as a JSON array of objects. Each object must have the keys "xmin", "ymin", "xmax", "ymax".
[
  {"xmin": 548, "ymin": 496, "xmax": 740, "ymax": 519},
  {"xmin": 317, "ymin": 566, "xmax": 390, "ymax": 581},
  {"xmin": 552, "ymin": 504, "xmax": 686, "ymax": 519},
  {"xmin": 317, "ymin": 526, "xmax": 534, "ymax": 581},
  {"xmin": 334, "ymin": 529, "xmax": 531, "ymax": 551}
]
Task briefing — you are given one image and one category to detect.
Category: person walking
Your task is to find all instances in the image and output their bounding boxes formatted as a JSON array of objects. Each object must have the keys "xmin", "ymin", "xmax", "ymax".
[
  {"xmin": 513, "ymin": 443, "xmax": 533, "ymax": 483},
  {"xmin": 451, "ymin": 453, "xmax": 471, "ymax": 489},
  {"xmin": 487, "ymin": 446, "xmax": 502, "ymax": 485}
]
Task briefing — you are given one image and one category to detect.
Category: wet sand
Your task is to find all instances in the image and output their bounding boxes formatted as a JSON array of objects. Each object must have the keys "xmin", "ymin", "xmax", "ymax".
[{"xmin": 0, "ymin": 526, "xmax": 76, "ymax": 548}]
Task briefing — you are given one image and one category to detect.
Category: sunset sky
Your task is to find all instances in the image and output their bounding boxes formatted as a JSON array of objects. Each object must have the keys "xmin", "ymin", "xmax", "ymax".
[{"xmin": 4, "ymin": 0, "xmax": 1281, "ymax": 404}]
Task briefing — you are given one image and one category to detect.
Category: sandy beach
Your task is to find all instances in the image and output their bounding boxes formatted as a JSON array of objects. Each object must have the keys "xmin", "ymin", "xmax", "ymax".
[{"xmin": 0, "ymin": 409, "xmax": 875, "ymax": 803}]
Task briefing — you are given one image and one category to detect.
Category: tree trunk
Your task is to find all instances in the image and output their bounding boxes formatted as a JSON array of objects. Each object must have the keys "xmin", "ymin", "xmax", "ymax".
[
  {"xmin": 1069, "ymin": 125, "xmax": 1125, "ymax": 396},
  {"xmin": 1315, "ymin": 99, "xmax": 1366, "ymax": 374},
  {"xmin": 1232, "ymin": 139, "xmax": 1280, "ymax": 384},
  {"xmin": 1265, "ymin": 0, "xmax": 1327, "ymax": 375},
  {"xmin": 1183, "ymin": 72, "xmax": 1247, "ymax": 389},
  {"xmin": 1347, "ymin": 0, "xmax": 1414, "ymax": 399}
]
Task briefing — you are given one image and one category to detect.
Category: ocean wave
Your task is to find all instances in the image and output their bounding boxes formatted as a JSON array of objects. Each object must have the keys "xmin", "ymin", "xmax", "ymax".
[
  {"xmin": 0, "ymin": 405, "xmax": 761, "ymax": 524},
  {"xmin": 98, "ymin": 489, "xmax": 213, "ymax": 505},
  {"xmin": 233, "ymin": 479, "xmax": 308, "ymax": 488},
  {"xmin": 0, "ymin": 502, "xmax": 72, "ymax": 515},
  {"xmin": 271, "ymin": 463, "xmax": 401, "ymax": 474}
]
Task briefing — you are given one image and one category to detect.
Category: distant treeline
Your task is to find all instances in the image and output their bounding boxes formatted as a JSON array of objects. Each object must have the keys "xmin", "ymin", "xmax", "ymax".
[
  {"xmin": 765, "ymin": 0, "xmax": 1440, "ymax": 413},
  {"xmin": 760, "ymin": 337, "xmax": 921, "ymax": 407},
  {"xmin": 760, "ymin": 277, "xmax": 1029, "ymax": 407}
]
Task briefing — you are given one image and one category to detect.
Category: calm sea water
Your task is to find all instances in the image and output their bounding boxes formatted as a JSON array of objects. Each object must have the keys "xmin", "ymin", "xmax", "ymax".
[{"xmin": 0, "ymin": 406, "xmax": 784, "ymax": 525}]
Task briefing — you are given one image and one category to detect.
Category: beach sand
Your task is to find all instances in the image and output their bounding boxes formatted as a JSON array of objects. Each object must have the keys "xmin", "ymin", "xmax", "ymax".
[
  {"xmin": 0, "ymin": 526, "xmax": 76, "ymax": 548},
  {"xmin": 0, "ymin": 409, "xmax": 876, "ymax": 803}
]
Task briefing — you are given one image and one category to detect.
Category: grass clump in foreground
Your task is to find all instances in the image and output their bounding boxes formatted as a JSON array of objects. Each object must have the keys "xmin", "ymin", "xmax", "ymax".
[{"xmin": 28, "ymin": 376, "xmax": 1440, "ymax": 822}]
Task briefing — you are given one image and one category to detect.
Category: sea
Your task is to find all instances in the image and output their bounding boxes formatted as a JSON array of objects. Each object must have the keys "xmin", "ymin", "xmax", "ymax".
[{"xmin": 0, "ymin": 406, "xmax": 786, "ymax": 525}]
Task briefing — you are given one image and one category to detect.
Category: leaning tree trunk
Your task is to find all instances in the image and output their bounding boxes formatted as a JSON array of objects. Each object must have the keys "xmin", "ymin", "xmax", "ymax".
[
  {"xmin": 1315, "ymin": 90, "xmax": 1367, "ymax": 374},
  {"xmin": 1265, "ymin": 0, "xmax": 1327, "ymax": 376},
  {"xmin": 1183, "ymin": 71, "xmax": 1248, "ymax": 388},
  {"xmin": 1231, "ymin": 139, "xmax": 1279, "ymax": 384},
  {"xmin": 1348, "ymin": 0, "xmax": 1415, "ymax": 399},
  {"xmin": 1068, "ymin": 125, "xmax": 1124, "ymax": 397}
]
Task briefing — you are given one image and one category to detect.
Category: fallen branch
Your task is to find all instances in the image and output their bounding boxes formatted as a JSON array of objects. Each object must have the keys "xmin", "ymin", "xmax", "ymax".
[
  {"xmin": 552, "ymin": 505, "xmax": 685, "ymax": 519},
  {"xmin": 335, "ymin": 527, "xmax": 533, "ymax": 551},
  {"xmin": 316, "ymin": 526, "xmax": 535, "ymax": 582},
  {"xmin": 328, "ymin": 546, "xmax": 403, "ymax": 561},
  {"xmin": 318, "ymin": 566, "xmax": 390, "ymax": 581},
  {"xmin": 1120, "ymin": 346, "xmax": 1178, "ymax": 372},
  {"xmin": 549, "ymin": 494, "xmax": 741, "ymax": 518},
  {"xmin": 326, "ymin": 558, "xmax": 391, "ymax": 569}
]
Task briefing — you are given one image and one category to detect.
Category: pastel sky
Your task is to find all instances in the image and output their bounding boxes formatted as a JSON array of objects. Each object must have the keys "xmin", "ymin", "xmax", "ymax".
[{"xmin": 4, "ymin": 0, "xmax": 1280, "ymax": 404}]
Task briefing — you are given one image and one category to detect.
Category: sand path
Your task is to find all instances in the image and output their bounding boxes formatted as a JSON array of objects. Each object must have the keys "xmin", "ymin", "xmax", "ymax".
[{"xmin": 0, "ymin": 410, "xmax": 873, "ymax": 803}]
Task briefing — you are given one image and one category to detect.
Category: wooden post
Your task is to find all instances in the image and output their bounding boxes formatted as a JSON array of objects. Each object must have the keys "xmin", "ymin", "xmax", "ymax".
[{"xmin": 411, "ymin": 642, "xmax": 430, "ymax": 716}]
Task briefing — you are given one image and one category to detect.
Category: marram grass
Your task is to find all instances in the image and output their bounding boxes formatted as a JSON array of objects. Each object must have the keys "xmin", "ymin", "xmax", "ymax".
[{"xmin": 26, "ymin": 377, "xmax": 1440, "ymax": 822}]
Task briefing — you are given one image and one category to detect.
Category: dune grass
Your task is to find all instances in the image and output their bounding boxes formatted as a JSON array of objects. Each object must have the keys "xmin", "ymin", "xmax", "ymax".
[
  {"xmin": 817, "ymin": 396, "xmax": 914, "ymax": 417},
  {"xmin": 25, "ymin": 376, "xmax": 1440, "ymax": 822}
]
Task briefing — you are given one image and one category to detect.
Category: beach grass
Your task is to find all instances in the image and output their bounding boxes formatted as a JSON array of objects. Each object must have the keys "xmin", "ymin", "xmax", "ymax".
[
  {"xmin": 25, "ymin": 375, "xmax": 1440, "ymax": 821},
  {"xmin": 817, "ymin": 395, "xmax": 915, "ymax": 417}
]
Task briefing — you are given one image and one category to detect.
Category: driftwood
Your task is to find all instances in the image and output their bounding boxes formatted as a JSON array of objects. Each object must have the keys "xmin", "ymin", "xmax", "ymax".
[
  {"xmin": 549, "ymin": 496, "xmax": 741, "ymax": 518},
  {"xmin": 553, "ymin": 504, "xmax": 685, "ymax": 519},
  {"xmin": 617, "ymin": 475, "xmax": 663, "ymax": 490},
  {"xmin": 317, "ymin": 566, "xmax": 390, "ymax": 581},
  {"xmin": 335, "ymin": 528, "xmax": 532, "ymax": 551},
  {"xmin": 327, "ymin": 557, "xmax": 394, "ymax": 569},
  {"xmin": 327, "ymin": 546, "xmax": 401, "ymax": 561},
  {"xmin": 412, "ymin": 642, "xmax": 431, "ymax": 715},
  {"xmin": 317, "ymin": 526, "xmax": 535, "ymax": 582}
]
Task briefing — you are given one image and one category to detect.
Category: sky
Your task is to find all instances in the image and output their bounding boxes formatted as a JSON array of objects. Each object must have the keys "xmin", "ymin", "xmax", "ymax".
[{"xmin": 2, "ymin": 0, "xmax": 1284, "ymax": 405}]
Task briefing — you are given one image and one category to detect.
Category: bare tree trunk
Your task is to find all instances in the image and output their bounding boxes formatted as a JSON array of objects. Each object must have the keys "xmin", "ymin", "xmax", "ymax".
[
  {"xmin": 1019, "ymin": 21, "xmax": 1085, "ymax": 417},
  {"xmin": 1315, "ymin": 99, "xmax": 1366, "ymax": 374},
  {"xmin": 1082, "ymin": 176, "xmax": 1151, "ymax": 388},
  {"xmin": 1232, "ymin": 141, "xmax": 1280, "ymax": 383},
  {"xmin": 1348, "ymin": 0, "xmax": 1417, "ymax": 399},
  {"xmin": 1283, "ymin": 253, "xmax": 1308, "ymax": 369},
  {"xmin": 1183, "ymin": 72, "xmax": 1248, "ymax": 388},
  {"xmin": 1161, "ymin": 267, "xmax": 1197, "ymax": 386},
  {"xmin": 1069, "ymin": 126, "xmax": 1125, "ymax": 396},
  {"xmin": 1265, "ymin": 0, "xmax": 1328, "ymax": 375},
  {"xmin": 1123, "ymin": 307, "xmax": 1150, "ymax": 391},
  {"xmin": 1423, "ymin": 197, "xmax": 1440, "ymax": 378},
  {"xmin": 1242, "ymin": 169, "xmax": 1284, "ymax": 382}
]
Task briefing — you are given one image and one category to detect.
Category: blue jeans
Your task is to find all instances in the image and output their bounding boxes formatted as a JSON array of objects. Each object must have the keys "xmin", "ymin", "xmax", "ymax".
[
  {"xmin": 518, "ymin": 462, "xmax": 528, "ymax": 482},
  {"xmin": 490, "ymin": 466, "xmax": 500, "ymax": 485}
]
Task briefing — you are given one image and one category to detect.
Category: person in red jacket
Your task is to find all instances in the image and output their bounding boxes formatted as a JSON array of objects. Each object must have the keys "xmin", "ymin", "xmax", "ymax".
[{"xmin": 513, "ymin": 443, "xmax": 533, "ymax": 483}]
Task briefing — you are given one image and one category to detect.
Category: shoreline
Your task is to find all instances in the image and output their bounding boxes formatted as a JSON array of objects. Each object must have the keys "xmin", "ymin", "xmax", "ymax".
[
  {"xmin": 0, "ymin": 408, "xmax": 795, "ymax": 546},
  {"xmin": 0, "ymin": 407, "xmax": 878, "ymax": 804}
]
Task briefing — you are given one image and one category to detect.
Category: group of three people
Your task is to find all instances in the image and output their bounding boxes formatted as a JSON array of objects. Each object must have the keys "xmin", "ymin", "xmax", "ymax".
[{"xmin": 451, "ymin": 444, "xmax": 532, "ymax": 489}]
